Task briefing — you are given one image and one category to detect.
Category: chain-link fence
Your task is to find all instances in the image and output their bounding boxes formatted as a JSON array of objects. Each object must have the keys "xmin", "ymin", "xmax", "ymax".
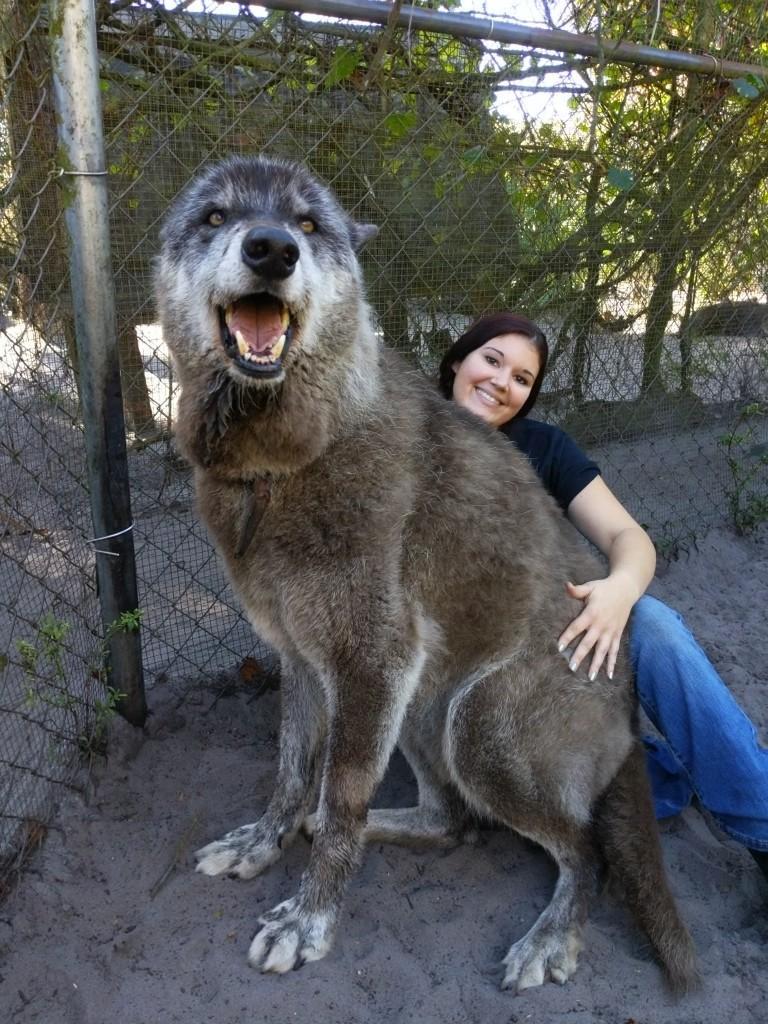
[{"xmin": 1, "ymin": 0, "xmax": 767, "ymax": 892}]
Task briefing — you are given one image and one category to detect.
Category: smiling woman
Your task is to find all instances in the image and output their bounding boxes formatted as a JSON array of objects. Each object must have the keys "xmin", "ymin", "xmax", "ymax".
[
  {"xmin": 438, "ymin": 312, "xmax": 548, "ymax": 424},
  {"xmin": 438, "ymin": 313, "xmax": 768, "ymax": 876},
  {"xmin": 451, "ymin": 333, "xmax": 540, "ymax": 427}
]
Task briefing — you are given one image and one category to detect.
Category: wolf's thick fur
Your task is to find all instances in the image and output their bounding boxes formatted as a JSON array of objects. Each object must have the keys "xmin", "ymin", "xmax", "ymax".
[{"xmin": 156, "ymin": 155, "xmax": 696, "ymax": 992}]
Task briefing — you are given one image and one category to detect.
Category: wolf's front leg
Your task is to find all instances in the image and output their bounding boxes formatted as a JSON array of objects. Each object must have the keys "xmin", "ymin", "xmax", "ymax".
[
  {"xmin": 195, "ymin": 655, "xmax": 325, "ymax": 879},
  {"xmin": 248, "ymin": 636, "xmax": 426, "ymax": 973}
]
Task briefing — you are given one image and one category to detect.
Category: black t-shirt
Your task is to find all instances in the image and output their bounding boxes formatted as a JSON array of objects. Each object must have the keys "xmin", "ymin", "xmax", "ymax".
[{"xmin": 499, "ymin": 418, "xmax": 601, "ymax": 512}]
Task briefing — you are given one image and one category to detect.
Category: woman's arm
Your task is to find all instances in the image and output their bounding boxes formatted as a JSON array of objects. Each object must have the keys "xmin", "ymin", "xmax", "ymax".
[{"xmin": 558, "ymin": 475, "xmax": 656, "ymax": 680}]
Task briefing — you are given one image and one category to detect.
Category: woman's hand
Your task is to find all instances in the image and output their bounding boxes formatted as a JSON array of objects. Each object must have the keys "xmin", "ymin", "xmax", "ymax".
[
  {"xmin": 557, "ymin": 573, "xmax": 639, "ymax": 681},
  {"xmin": 561, "ymin": 477, "xmax": 656, "ymax": 680}
]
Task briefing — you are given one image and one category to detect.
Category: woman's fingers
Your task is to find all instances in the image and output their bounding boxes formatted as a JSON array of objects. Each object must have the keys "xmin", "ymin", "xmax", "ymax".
[
  {"xmin": 588, "ymin": 636, "xmax": 612, "ymax": 681},
  {"xmin": 557, "ymin": 611, "xmax": 590, "ymax": 653},
  {"xmin": 607, "ymin": 637, "xmax": 621, "ymax": 680},
  {"xmin": 566, "ymin": 627, "xmax": 601, "ymax": 674},
  {"xmin": 565, "ymin": 579, "xmax": 591, "ymax": 600},
  {"xmin": 559, "ymin": 619, "xmax": 622, "ymax": 680},
  {"xmin": 558, "ymin": 578, "xmax": 630, "ymax": 679},
  {"xmin": 559, "ymin": 578, "xmax": 633, "ymax": 681}
]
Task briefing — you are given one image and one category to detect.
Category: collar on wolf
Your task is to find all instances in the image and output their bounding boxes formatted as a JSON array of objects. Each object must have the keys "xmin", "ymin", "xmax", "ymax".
[{"xmin": 235, "ymin": 475, "xmax": 272, "ymax": 559}]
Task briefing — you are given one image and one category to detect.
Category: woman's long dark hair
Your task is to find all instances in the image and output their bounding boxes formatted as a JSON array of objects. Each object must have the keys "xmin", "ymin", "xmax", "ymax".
[{"xmin": 437, "ymin": 312, "xmax": 548, "ymax": 421}]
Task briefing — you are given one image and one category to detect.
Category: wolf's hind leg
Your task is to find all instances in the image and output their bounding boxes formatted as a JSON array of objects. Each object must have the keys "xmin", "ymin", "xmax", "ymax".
[
  {"xmin": 366, "ymin": 806, "xmax": 471, "ymax": 846},
  {"xmin": 303, "ymin": 805, "xmax": 460, "ymax": 846},
  {"xmin": 196, "ymin": 654, "xmax": 325, "ymax": 880},
  {"xmin": 363, "ymin": 764, "xmax": 475, "ymax": 845},
  {"xmin": 499, "ymin": 833, "xmax": 595, "ymax": 991},
  {"xmin": 318, "ymin": 734, "xmax": 473, "ymax": 847},
  {"xmin": 445, "ymin": 668, "xmax": 600, "ymax": 991}
]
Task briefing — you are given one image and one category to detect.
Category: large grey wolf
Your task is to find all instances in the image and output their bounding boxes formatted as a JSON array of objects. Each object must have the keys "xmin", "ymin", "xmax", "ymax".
[{"xmin": 155, "ymin": 155, "xmax": 697, "ymax": 992}]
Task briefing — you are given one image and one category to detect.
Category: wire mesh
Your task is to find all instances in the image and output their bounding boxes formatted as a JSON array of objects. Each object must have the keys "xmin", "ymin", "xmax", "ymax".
[
  {"xmin": 1, "ymin": 0, "xmax": 768, "ymax": 891},
  {"xmin": 0, "ymin": 0, "xmax": 110, "ymax": 893},
  {"xmin": 96, "ymin": 0, "xmax": 768, "ymax": 539}
]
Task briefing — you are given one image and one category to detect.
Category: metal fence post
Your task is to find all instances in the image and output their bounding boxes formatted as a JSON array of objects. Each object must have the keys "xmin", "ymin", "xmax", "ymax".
[{"xmin": 49, "ymin": 0, "xmax": 147, "ymax": 727}]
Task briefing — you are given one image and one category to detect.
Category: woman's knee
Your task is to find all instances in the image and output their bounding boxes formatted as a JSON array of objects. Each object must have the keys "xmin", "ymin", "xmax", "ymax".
[{"xmin": 631, "ymin": 595, "xmax": 682, "ymax": 636}]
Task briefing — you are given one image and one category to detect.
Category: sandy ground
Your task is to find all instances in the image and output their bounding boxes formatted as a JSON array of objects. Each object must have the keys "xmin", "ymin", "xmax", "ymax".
[{"xmin": 1, "ymin": 527, "xmax": 766, "ymax": 1023}]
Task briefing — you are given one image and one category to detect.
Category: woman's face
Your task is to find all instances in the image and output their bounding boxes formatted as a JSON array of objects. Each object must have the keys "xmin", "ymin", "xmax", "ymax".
[{"xmin": 451, "ymin": 332, "xmax": 541, "ymax": 428}]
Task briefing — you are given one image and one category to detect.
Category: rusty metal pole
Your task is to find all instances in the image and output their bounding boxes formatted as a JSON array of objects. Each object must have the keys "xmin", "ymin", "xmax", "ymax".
[{"xmin": 260, "ymin": 0, "xmax": 768, "ymax": 81}]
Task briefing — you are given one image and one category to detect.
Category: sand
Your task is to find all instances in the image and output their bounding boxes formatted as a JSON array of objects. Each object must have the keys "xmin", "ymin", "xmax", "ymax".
[{"xmin": 1, "ymin": 525, "xmax": 767, "ymax": 1024}]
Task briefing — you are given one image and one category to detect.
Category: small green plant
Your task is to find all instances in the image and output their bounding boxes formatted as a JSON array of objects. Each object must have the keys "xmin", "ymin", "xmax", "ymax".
[
  {"xmin": 648, "ymin": 523, "xmax": 699, "ymax": 564},
  {"xmin": 17, "ymin": 639, "xmax": 39, "ymax": 676},
  {"xmin": 18, "ymin": 616, "xmax": 71, "ymax": 713},
  {"xmin": 38, "ymin": 613, "xmax": 70, "ymax": 676},
  {"xmin": 15, "ymin": 609, "xmax": 141, "ymax": 761},
  {"xmin": 81, "ymin": 609, "xmax": 143, "ymax": 757},
  {"xmin": 83, "ymin": 684, "xmax": 126, "ymax": 758},
  {"xmin": 719, "ymin": 402, "xmax": 768, "ymax": 535},
  {"xmin": 107, "ymin": 607, "xmax": 144, "ymax": 636},
  {"xmin": 652, "ymin": 532, "xmax": 682, "ymax": 563}
]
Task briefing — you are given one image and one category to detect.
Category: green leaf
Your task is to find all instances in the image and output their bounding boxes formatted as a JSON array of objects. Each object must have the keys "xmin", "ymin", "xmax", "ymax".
[
  {"xmin": 462, "ymin": 145, "xmax": 485, "ymax": 166},
  {"xmin": 731, "ymin": 77, "xmax": 761, "ymax": 99},
  {"xmin": 606, "ymin": 167, "xmax": 635, "ymax": 191},
  {"xmin": 262, "ymin": 10, "xmax": 283, "ymax": 32},
  {"xmin": 324, "ymin": 46, "xmax": 362, "ymax": 88},
  {"xmin": 382, "ymin": 110, "xmax": 417, "ymax": 139}
]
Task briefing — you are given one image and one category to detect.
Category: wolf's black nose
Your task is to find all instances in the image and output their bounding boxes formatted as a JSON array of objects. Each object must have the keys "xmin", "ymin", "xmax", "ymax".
[{"xmin": 241, "ymin": 227, "xmax": 299, "ymax": 279}]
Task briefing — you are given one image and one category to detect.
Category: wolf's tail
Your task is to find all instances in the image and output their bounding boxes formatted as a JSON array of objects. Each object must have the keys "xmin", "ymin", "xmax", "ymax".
[{"xmin": 593, "ymin": 741, "xmax": 699, "ymax": 994}]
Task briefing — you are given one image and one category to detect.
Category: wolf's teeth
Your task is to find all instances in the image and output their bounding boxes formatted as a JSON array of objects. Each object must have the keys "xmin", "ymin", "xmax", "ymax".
[
  {"xmin": 280, "ymin": 309, "xmax": 290, "ymax": 330},
  {"xmin": 272, "ymin": 334, "xmax": 285, "ymax": 359},
  {"xmin": 238, "ymin": 345, "xmax": 281, "ymax": 365},
  {"xmin": 225, "ymin": 305, "xmax": 234, "ymax": 327},
  {"xmin": 235, "ymin": 330, "xmax": 248, "ymax": 357}
]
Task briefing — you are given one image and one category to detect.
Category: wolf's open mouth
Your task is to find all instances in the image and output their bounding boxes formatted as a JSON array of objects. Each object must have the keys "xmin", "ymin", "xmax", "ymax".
[{"xmin": 218, "ymin": 293, "xmax": 294, "ymax": 378}]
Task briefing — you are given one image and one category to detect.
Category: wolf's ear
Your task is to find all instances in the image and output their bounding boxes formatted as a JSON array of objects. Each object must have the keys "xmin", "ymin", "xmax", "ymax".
[{"xmin": 350, "ymin": 222, "xmax": 378, "ymax": 251}]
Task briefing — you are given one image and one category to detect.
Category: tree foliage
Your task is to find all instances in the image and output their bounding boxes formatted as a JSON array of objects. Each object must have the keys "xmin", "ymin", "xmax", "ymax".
[{"xmin": 3, "ymin": 0, "xmax": 767, "ymax": 407}]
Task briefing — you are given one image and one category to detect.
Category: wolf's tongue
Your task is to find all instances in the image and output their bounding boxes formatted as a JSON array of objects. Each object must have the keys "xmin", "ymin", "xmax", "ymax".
[{"xmin": 229, "ymin": 296, "xmax": 284, "ymax": 355}]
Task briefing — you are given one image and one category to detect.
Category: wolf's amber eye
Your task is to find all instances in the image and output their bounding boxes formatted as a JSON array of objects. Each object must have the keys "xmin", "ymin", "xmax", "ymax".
[
  {"xmin": 207, "ymin": 210, "xmax": 226, "ymax": 227},
  {"xmin": 299, "ymin": 218, "xmax": 316, "ymax": 234}
]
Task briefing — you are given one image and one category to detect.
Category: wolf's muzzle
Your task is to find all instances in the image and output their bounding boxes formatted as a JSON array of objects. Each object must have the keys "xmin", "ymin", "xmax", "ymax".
[{"xmin": 241, "ymin": 226, "xmax": 299, "ymax": 280}]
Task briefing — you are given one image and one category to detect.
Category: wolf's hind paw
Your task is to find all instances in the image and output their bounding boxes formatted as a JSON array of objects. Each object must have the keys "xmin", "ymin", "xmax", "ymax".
[
  {"xmin": 194, "ymin": 823, "xmax": 281, "ymax": 879},
  {"xmin": 248, "ymin": 896, "xmax": 335, "ymax": 973},
  {"xmin": 501, "ymin": 926, "xmax": 582, "ymax": 992}
]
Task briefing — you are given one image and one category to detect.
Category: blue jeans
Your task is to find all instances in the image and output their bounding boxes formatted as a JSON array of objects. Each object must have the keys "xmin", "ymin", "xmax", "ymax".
[{"xmin": 631, "ymin": 595, "xmax": 768, "ymax": 852}]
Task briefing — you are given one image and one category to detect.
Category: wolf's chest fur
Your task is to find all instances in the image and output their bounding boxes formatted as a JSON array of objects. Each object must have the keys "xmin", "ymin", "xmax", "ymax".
[{"xmin": 193, "ymin": 438, "xmax": 411, "ymax": 656}]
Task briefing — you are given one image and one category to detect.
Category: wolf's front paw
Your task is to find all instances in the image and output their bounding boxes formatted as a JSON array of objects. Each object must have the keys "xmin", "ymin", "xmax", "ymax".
[
  {"xmin": 248, "ymin": 895, "xmax": 335, "ymax": 973},
  {"xmin": 501, "ymin": 925, "xmax": 582, "ymax": 992},
  {"xmin": 194, "ymin": 822, "xmax": 282, "ymax": 879}
]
